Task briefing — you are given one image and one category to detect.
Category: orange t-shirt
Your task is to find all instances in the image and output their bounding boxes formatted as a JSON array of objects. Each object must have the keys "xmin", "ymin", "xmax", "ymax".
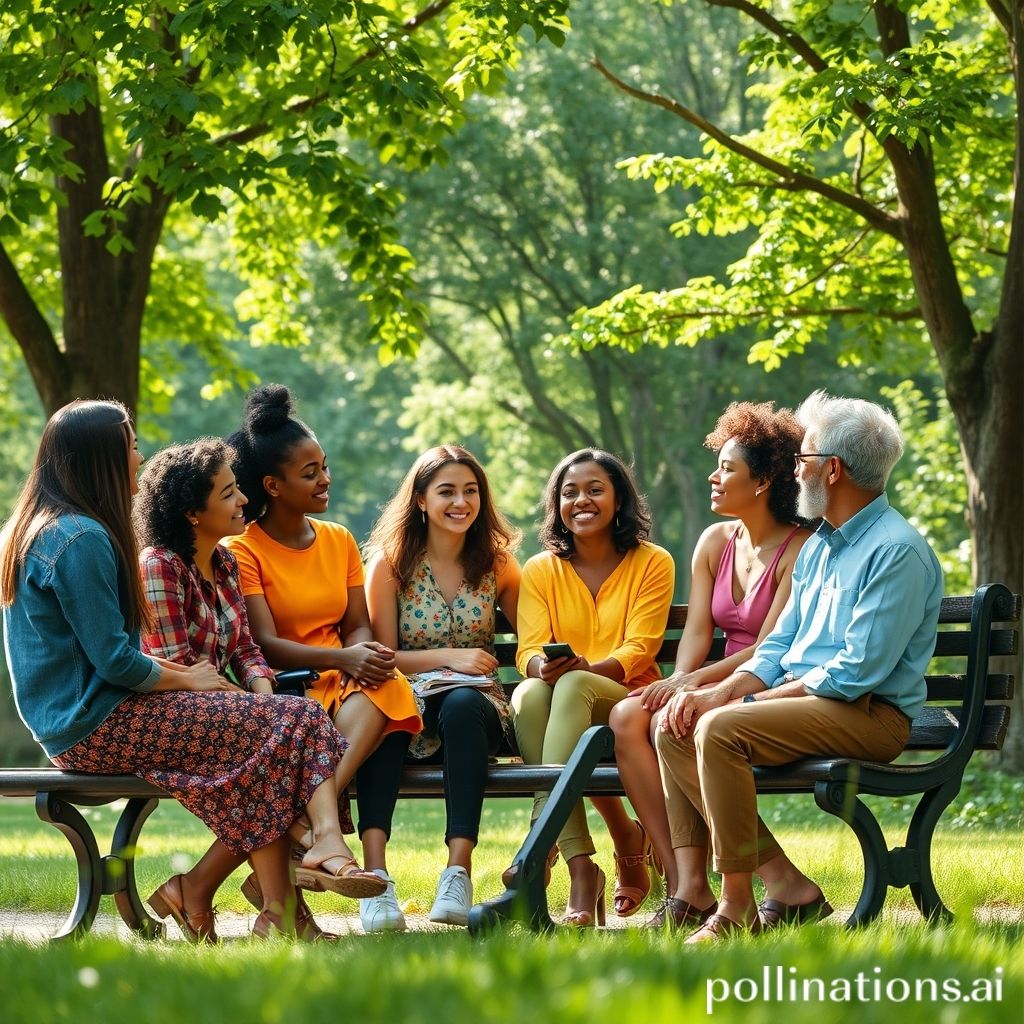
[{"xmin": 228, "ymin": 519, "xmax": 420, "ymax": 734}]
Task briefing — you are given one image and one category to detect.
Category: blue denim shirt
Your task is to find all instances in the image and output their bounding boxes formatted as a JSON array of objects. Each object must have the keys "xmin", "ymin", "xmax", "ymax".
[
  {"xmin": 3, "ymin": 513, "xmax": 160, "ymax": 757},
  {"xmin": 741, "ymin": 495, "xmax": 943, "ymax": 720}
]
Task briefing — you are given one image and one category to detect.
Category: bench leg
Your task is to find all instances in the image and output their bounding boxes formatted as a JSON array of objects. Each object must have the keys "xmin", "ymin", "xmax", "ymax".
[
  {"xmin": 468, "ymin": 725, "xmax": 616, "ymax": 937},
  {"xmin": 813, "ymin": 778, "xmax": 889, "ymax": 927},
  {"xmin": 904, "ymin": 779, "xmax": 958, "ymax": 924},
  {"xmin": 109, "ymin": 798, "xmax": 164, "ymax": 938},
  {"xmin": 34, "ymin": 792, "xmax": 102, "ymax": 941}
]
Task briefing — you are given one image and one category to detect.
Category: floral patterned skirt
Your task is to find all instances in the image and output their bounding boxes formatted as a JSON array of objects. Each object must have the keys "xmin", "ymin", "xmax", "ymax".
[{"xmin": 51, "ymin": 691, "xmax": 343, "ymax": 856}]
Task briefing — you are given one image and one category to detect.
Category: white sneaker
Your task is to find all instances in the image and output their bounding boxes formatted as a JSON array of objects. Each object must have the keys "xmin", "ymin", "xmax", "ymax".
[
  {"xmin": 359, "ymin": 870, "xmax": 407, "ymax": 933},
  {"xmin": 428, "ymin": 866, "xmax": 474, "ymax": 926}
]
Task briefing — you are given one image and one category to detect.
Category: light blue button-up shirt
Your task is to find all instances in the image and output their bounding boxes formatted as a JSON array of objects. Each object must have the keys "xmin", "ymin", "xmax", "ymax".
[{"xmin": 740, "ymin": 494, "xmax": 943, "ymax": 720}]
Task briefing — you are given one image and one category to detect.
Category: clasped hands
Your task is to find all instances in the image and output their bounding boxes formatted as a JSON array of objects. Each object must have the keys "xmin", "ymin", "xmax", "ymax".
[{"xmin": 340, "ymin": 641, "xmax": 397, "ymax": 690}]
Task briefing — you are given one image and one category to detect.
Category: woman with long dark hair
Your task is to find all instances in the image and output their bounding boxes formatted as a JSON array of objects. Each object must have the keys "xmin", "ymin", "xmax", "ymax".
[
  {"xmin": 365, "ymin": 445, "xmax": 521, "ymax": 925},
  {"xmin": 512, "ymin": 449, "xmax": 674, "ymax": 927},
  {"xmin": 1, "ymin": 402, "xmax": 372, "ymax": 942}
]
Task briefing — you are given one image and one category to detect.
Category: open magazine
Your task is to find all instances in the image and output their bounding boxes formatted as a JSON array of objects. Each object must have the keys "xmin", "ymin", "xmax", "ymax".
[{"xmin": 411, "ymin": 669, "xmax": 494, "ymax": 698}]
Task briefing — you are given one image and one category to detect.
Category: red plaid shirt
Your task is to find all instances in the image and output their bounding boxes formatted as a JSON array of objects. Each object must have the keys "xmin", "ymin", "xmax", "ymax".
[{"xmin": 139, "ymin": 545, "xmax": 276, "ymax": 691}]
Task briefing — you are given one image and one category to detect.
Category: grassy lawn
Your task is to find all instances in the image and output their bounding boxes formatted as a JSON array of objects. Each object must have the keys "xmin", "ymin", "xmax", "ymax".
[{"xmin": 2, "ymin": 771, "xmax": 1022, "ymax": 1023}]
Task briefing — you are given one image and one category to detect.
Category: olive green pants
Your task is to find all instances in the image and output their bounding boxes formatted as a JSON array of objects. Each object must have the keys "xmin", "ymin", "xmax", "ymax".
[{"xmin": 512, "ymin": 670, "xmax": 629, "ymax": 861}]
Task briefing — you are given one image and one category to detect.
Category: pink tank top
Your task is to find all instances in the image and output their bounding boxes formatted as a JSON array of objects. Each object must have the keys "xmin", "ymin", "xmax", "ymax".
[{"xmin": 710, "ymin": 526, "xmax": 802, "ymax": 656}]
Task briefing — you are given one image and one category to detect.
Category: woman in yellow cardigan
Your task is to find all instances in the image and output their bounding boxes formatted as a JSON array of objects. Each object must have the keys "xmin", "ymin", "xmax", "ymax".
[{"xmin": 513, "ymin": 449, "xmax": 674, "ymax": 926}]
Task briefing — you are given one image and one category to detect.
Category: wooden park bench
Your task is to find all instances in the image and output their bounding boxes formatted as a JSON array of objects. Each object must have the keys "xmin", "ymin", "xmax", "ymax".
[{"xmin": 0, "ymin": 585, "xmax": 1017, "ymax": 941}]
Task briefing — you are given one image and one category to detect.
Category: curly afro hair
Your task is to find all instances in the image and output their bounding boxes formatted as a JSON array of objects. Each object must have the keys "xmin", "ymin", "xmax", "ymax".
[
  {"xmin": 538, "ymin": 448, "xmax": 652, "ymax": 558},
  {"xmin": 704, "ymin": 402, "xmax": 804, "ymax": 525},
  {"xmin": 226, "ymin": 383, "xmax": 316, "ymax": 523},
  {"xmin": 134, "ymin": 438, "xmax": 235, "ymax": 560}
]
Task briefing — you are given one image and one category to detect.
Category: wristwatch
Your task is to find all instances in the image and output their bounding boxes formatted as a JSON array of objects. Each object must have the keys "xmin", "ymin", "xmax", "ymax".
[{"xmin": 742, "ymin": 693, "xmax": 756, "ymax": 704}]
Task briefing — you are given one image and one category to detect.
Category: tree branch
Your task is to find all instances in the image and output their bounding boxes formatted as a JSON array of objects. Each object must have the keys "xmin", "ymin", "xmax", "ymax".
[
  {"xmin": 212, "ymin": 0, "xmax": 455, "ymax": 149},
  {"xmin": 0, "ymin": 241, "xmax": 68, "ymax": 411},
  {"xmin": 591, "ymin": 57, "xmax": 901, "ymax": 238},
  {"xmin": 613, "ymin": 302, "xmax": 922, "ymax": 337},
  {"xmin": 705, "ymin": 0, "xmax": 829, "ymax": 73}
]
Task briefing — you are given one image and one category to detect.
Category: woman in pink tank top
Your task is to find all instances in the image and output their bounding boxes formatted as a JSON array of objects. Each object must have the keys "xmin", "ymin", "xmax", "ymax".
[{"xmin": 609, "ymin": 401, "xmax": 811, "ymax": 926}]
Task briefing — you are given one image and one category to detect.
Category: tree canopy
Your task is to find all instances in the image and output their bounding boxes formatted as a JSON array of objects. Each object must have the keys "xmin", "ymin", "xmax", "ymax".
[
  {"xmin": 571, "ymin": 0, "xmax": 1022, "ymax": 767},
  {"xmin": 0, "ymin": 0, "xmax": 569, "ymax": 412}
]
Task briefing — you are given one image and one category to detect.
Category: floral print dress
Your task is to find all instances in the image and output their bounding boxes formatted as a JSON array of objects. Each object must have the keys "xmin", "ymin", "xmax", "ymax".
[{"xmin": 399, "ymin": 558, "xmax": 512, "ymax": 759}]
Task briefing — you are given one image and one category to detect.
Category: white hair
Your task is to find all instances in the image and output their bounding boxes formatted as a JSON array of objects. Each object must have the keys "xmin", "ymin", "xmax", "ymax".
[{"xmin": 796, "ymin": 390, "xmax": 904, "ymax": 492}]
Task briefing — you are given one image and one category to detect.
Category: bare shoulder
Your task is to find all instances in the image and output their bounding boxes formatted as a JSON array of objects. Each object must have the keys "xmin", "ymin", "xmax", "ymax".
[{"xmin": 693, "ymin": 521, "xmax": 734, "ymax": 561}]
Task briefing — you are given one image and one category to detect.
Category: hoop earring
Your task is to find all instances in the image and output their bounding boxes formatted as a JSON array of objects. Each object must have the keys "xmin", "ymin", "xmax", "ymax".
[
  {"xmin": 615, "ymin": 514, "xmax": 620, "ymax": 528},
  {"xmin": 421, "ymin": 510, "xmax": 426, "ymax": 524}
]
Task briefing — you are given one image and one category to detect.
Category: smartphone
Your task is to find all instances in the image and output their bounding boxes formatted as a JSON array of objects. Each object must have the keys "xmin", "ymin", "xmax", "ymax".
[{"xmin": 543, "ymin": 642, "xmax": 577, "ymax": 661}]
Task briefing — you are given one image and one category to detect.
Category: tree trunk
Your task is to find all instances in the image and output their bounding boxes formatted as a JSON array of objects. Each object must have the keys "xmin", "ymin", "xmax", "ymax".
[{"xmin": 949, "ymin": 337, "xmax": 1024, "ymax": 771}]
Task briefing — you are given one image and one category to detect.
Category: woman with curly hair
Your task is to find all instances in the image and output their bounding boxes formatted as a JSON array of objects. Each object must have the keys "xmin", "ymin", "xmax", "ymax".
[
  {"xmin": 511, "ymin": 449, "xmax": 675, "ymax": 927},
  {"xmin": 226, "ymin": 384, "xmax": 422, "ymax": 934},
  {"xmin": 134, "ymin": 438, "xmax": 385, "ymax": 941},
  {"xmin": 2, "ymin": 404, "xmax": 378, "ymax": 945},
  {"xmin": 365, "ymin": 445, "xmax": 521, "ymax": 925},
  {"xmin": 609, "ymin": 401, "xmax": 810, "ymax": 930}
]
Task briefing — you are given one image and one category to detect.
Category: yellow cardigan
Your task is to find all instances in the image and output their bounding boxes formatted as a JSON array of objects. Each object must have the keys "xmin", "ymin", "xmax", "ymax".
[{"xmin": 515, "ymin": 542, "xmax": 675, "ymax": 686}]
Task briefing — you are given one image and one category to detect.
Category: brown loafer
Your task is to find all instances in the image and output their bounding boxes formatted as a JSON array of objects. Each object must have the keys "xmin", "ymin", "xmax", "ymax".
[
  {"xmin": 685, "ymin": 912, "xmax": 762, "ymax": 944},
  {"xmin": 758, "ymin": 894, "xmax": 834, "ymax": 929},
  {"xmin": 147, "ymin": 874, "xmax": 218, "ymax": 943},
  {"xmin": 645, "ymin": 897, "xmax": 718, "ymax": 931}
]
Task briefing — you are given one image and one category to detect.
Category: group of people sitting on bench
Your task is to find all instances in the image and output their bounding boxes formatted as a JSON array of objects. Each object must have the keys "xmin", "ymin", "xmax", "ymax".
[{"xmin": 0, "ymin": 383, "xmax": 942, "ymax": 943}]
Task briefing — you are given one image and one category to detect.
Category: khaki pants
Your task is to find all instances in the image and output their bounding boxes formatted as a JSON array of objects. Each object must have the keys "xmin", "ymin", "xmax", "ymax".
[
  {"xmin": 655, "ymin": 694, "xmax": 910, "ymax": 873},
  {"xmin": 512, "ymin": 670, "xmax": 629, "ymax": 861}
]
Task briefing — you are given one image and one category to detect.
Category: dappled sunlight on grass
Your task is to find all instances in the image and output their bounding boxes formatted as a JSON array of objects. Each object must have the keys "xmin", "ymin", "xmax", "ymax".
[
  {"xmin": 2, "ymin": 794, "xmax": 1022, "ymax": 920},
  {"xmin": 1, "ymin": 919, "xmax": 1021, "ymax": 1024}
]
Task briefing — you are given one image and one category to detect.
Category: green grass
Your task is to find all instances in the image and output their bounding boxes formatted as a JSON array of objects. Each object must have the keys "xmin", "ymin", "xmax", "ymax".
[
  {"xmin": 1, "ymin": 920, "xmax": 1021, "ymax": 1024},
  {"xmin": 2, "ymin": 771, "xmax": 1023, "ymax": 1024}
]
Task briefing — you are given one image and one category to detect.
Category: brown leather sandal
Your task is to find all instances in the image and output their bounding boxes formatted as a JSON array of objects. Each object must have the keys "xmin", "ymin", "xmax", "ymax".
[
  {"xmin": 294, "ymin": 854, "xmax": 388, "ymax": 899},
  {"xmin": 613, "ymin": 819, "xmax": 654, "ymax": 917},
  {"xmin": 147, "ymin": 874, "xmax": 218, "ymax": 943},
  {"xmin": 240, "ymin": 872, "xmax": 339, "ymax": 941}
]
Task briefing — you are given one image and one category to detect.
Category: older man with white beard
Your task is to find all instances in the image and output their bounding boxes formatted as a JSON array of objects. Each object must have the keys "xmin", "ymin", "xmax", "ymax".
[{"xmin": 654, "ymin": 390, "xmax": 943, "ymax": 943}]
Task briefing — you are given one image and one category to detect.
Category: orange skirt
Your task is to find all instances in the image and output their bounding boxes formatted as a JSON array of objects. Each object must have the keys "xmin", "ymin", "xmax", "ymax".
[{"xmin": 311, "ymin": 669, "xmax": 422, "ymax": 737}]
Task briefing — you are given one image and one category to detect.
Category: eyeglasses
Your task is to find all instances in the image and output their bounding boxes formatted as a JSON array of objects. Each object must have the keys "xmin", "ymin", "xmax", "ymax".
[{"xmin": 793, "ymin": 452, "xmax": 839, "ymax": 467}]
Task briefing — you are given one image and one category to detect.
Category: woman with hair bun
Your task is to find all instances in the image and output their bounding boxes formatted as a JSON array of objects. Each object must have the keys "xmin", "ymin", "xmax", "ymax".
[
  {"xmin": 609, "ymin": 400, "xmax": 810, "ymax": 930},
  {"xmin": 511, "ymin": 448, "xmax": 675, "ymax": 927},
  {"xmin": 227, "ymin": 384, "xmax": 422, "ymax": 934}
]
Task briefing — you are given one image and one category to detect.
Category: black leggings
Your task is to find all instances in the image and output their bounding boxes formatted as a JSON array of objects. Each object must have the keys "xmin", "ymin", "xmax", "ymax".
[
  {"xmin": 418, "ymin": 686, "xmax": 503, "ymax": 843},
  {"xmin": 355, "ymin": 730, "xmax": 411, "ymax": 839}
]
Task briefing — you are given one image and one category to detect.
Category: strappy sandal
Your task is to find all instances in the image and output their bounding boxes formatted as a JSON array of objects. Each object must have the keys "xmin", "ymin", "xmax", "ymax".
[
  {"xmin": 560, "ymin": 864, "xmax": 606, "ymax": 929},
  {"xmin": 148, "ymin": 874, "xmax": 218, "ymax": 943},
  {"xmin": 240, "ymin": 874, "xmax": 339, "ymax": 941},
  {"xmin": 294, "ymin": 854, "xmax": 388, "ymax": 899},
  {"xmin": 252, "ymin": 908, "xmax": 336, "ymax": 941},
  {"xmin": 613, "ymin": 819, "xmax": 654, "ymax": 917}
]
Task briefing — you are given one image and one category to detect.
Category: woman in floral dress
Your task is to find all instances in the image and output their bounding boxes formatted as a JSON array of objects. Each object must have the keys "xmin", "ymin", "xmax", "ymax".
[{"xmin": 365, "ymin": 445, "xmax": 520, "ymax": 926}]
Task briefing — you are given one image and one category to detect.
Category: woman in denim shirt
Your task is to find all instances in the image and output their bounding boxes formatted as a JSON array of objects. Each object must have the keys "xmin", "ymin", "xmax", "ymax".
[{"xmin": 0, "ymin": 400, "xmax": 382, "ymax": 941}]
